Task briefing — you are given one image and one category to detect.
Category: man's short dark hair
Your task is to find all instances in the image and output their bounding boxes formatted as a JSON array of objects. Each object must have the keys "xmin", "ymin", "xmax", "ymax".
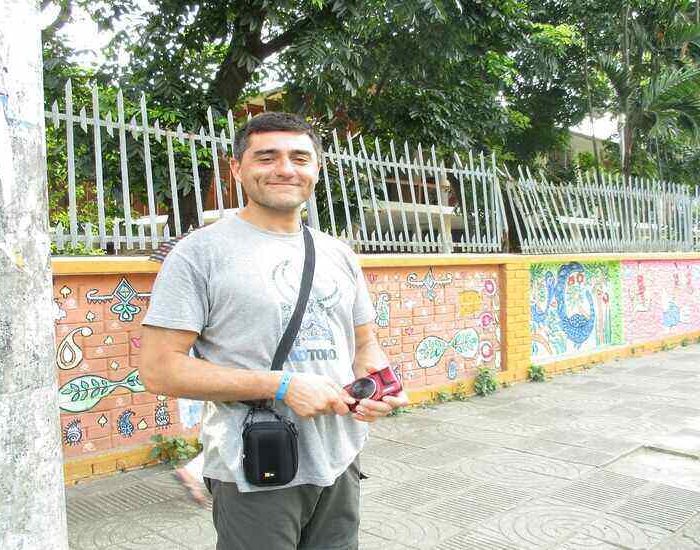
[{"xmin": 233, "ymin": 112, "xmax": 323, "ymax": 161}]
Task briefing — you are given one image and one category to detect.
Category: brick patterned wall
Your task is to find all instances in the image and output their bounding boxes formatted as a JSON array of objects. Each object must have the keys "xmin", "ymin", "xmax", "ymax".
[
  {"xmin": 53, "ymin": 273, "xmax": 198, "ymax": 467},
  {"xmin": 363, "ymin": 265, "xmax": 502, "ymax": 389},
  {"xmin": 52, "ymin": 254, "xmax": 700, "ymax": 480},
  {"xmin": 500, "ymin": 262, "xmax": 532, "ymax": 383},
  {"xmin": 53, "ymin": 263, "xmax": 503, "ymax": 478}
]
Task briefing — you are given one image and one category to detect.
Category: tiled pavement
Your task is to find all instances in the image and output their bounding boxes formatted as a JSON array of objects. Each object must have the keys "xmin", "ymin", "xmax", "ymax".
[{"xmin": 66, "ymin": 346, "xmax": 700, "ymax": 549}]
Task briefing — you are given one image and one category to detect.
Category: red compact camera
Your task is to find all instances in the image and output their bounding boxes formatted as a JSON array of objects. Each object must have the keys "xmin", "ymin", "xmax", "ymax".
[{"xmin": 343, "ymin": 366, "xmax": 403, "ymax": 412}]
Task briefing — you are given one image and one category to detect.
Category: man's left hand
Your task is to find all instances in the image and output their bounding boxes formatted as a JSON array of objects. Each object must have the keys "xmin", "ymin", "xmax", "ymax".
[{"xmin": 352, "ymin": 391, "xmax": 409, "ymax": 423}]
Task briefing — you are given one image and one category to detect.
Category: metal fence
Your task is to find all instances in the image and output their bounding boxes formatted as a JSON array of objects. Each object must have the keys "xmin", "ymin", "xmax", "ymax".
[
  {"xmin": 503, "ymin": 167, "xmax": 698, "ymax": 254},
  {"xmin": 45, "ymin": 80, "xmax": 507, "ymax": 254},
  {"xmin": 45, "ymin": 80, "xmax": 700, "ymax": 255}
]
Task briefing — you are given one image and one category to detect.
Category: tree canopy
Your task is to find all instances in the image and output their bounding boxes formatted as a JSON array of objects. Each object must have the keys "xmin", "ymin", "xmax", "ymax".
[{"xmin": 42, "ymin": 0, "xmax": 700, "ymax": 192}]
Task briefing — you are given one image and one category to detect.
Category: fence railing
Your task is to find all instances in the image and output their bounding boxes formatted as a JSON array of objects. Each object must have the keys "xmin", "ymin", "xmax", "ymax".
[
  {"xmin": 45, "ymin": 79, "xmax": 700, "ymax": 255},
  {"xmin": 503, "ymin": 167, "xmax": 698, "ymax": 254},
  {"xmin": 45, "ymin": 80, "xmax": 507, "ymax": 254}
]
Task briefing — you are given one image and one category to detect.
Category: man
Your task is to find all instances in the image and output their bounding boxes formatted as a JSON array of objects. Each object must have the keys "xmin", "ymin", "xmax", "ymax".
[{"xmin": 140, "ymin": 112, "xmax": 408, "ymax": 549}]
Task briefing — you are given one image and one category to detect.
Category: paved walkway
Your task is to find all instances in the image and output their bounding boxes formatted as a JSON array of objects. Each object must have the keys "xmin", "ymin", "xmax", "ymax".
[{"xmin": 66, "ymin": 346, "xmax": 700, "ymax": 549}]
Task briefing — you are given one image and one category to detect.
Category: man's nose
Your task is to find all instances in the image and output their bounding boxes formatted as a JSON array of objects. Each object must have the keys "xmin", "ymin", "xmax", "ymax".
[{"xmin": 274, "ymin": 156, "xmax": 295, "ymax": 176}]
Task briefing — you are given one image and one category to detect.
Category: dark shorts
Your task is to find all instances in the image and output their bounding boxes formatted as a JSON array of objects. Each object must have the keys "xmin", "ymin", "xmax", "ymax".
[{"xmin": 204, "ymin": 457, "xmax": 361, "ymax": 550}]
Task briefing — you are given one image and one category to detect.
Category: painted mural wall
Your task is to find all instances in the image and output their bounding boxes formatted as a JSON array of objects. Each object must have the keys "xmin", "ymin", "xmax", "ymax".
[
  {"xmin": 54, "ymin": 274, "xmax": 198, "ymax": 461},
  {"xmin": 55, "ymin": 264, "xmax": 503, "ymax": 465},
  {"xmin": 530, "ymin": 261, "xmax": 623, "ymax": 361},
  {"xmin": 365, "ymin": 266, "xmax": 502, "ymax": 389},
  {"xmin": 622, "ymin": 260, "xmax": 700, "ymax": 343}
]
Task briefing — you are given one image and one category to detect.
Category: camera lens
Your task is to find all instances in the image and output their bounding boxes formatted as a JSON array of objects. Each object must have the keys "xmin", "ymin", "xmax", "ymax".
[{"xmin": 350, "ymin": 377, "xmax": 377, "ymax": 399}]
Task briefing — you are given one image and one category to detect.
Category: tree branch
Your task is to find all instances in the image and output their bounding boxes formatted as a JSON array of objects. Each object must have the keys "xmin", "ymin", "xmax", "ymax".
[{"xmin": 42, "ymin": 0, "xmax": 73, "ymax": 37}]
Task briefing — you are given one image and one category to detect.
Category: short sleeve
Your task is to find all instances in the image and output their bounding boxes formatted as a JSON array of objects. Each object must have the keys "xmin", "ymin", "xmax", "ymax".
[
  {"xmin": 142, "ymin": 250, "xmax": 208, "ymax": 334},
  {"xmin": 351, "ymin": 255, "xmax": 375, "ymax": 326}
]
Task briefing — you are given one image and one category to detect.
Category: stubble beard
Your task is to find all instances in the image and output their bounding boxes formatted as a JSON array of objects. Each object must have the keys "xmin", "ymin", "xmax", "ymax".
[{"xmin": 246, "ymin": 178, "xmax": 314, "ymax": 213}]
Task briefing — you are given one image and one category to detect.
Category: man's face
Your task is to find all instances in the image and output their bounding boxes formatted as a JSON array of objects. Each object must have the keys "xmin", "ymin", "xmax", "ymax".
[{"xmin": 232, "ymin": 131, "xmax": 320, "ymax": 212}]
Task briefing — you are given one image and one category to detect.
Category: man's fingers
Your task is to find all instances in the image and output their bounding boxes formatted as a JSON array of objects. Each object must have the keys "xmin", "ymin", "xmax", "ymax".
[
  {"xmin": 352, "ymin": 411, "xmax": 376, "ymax": 423},
  {"xmin": 359, "ymin": 398, "xmax": 393, "ymax": 414},
  {"xmin": 382, "ymin": 392, "xmax": 409, "ymax": 408},
  {"xmin": 339, "ymin": 388, "xmax": 357, "ymax": 406}
]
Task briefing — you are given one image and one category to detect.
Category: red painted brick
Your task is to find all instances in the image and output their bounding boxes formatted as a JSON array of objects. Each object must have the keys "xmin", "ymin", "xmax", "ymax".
[
  {"xmin": 84, "ymin": 411, "xmax": 112, "ymax": 440},
  {"xmin": 62, "ymin": 436, "xmax": 113, "ymax": 458},
  {"xmin": 113, "ymin": 427, "xmax": 156, "ymax": 447},
  {"xmin": 91, "ymin": 393, "xmax": 132, "ymax": 413},
  {"xmin": 55, "ymin": 322, "xmax": 105, "ymax": 337},
  {"xmin": 131, "ymin": 391, "xmax": 159, "ymax": 405},
  {"xmin": 104, "ymin": 319, "xmax": 146, "ymax": 333},
  {"xmin": 83, "ymin": 343, "xmax": 129, "ymax": 360}
]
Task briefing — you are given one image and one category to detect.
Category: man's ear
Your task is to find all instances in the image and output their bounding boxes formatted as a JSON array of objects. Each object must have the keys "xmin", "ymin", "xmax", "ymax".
[{"xmin": 231, "ymin": 158, "xmax": 242, "ymax": 183}]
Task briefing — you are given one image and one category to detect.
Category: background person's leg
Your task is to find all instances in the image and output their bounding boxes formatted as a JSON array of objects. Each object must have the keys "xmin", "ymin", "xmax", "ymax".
[
  {"xmin": 205, "ymin": 478, "xmax": 322, "ymax": 550},
  {"xmin": 298, "ymin": 458, "xmax": 361, "ymax": 550}
]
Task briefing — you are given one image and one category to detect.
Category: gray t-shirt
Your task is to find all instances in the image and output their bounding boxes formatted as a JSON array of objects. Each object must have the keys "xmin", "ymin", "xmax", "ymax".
[{"xmin": 142, "ymin": 215, "xmax": 375, "ymax": 492}]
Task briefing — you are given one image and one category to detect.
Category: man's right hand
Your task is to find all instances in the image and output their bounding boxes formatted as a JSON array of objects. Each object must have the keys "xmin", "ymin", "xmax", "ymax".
[{"xmin": 283, "ymin": 373, "xmax": 356, "ymax": 418}]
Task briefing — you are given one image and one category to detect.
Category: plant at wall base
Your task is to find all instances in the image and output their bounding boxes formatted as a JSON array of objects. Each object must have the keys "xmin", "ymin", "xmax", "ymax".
[
  {"xmin": 474, "ymin": 368, "xmax": 498, "ymax": 397},
  {"xmin": 528, "ymin": 364, "xmax": 546, "ymax": 383},
  {"xmin": 388, "ymin": 406, "xmax": 411, "ymax": 417},
  {"xmin": 681, "ymin": 339, "xmax": 690, "ymax": 347},
  {"xmin": 434, "ymin": 389, "xmax": 451, "ymax": 404},
  {"xmin": 150, "ymin": 435, "xmax": 202, "ymax": 465},
  {"xmin": 452, "ymin": 382, "xmax": 470, "ymax": 401}
]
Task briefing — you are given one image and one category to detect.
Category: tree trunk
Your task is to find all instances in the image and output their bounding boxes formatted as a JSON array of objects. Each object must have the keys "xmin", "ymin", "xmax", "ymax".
[
  {"xmin": 583, "ymin": 35, "xmax": 603, "ymax": 184},
  {"xmin": 623, "ymin": 123, "xmax": 634, "ymax": 182},
  {"xmin": 0, "ymin": 2, "xmax": 69, "ymax": 548}
]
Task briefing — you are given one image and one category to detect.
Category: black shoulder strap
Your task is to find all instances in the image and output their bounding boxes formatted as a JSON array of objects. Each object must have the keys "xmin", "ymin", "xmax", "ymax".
[
  {"xmin": 243, "ymin": 225, "xmax": 315, "ymax": 410},
  {"xmin": 271, "ymin": 225, "xmax": 315, "ymax": 371}
]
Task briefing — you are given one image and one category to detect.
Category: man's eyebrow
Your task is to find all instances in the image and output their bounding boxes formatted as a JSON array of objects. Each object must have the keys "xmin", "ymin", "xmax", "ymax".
[{"xmin": 251, "ymin": 148, "xmax": 313, "ymax": 158}]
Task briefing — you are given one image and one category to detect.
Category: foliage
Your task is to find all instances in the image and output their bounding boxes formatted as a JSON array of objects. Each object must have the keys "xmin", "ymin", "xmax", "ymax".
[
  {"xmin": 150, "ymin": 435, "xmax": 203, "ymax": 465},
  {"xmin": 474, "ymin": 368, "xmax": 498, "ymax": 396},
  {"xmin": 527, "ymin": 364, "xmax": 546, "ymax": 382},
  {"xmin": 387, "ymin": 406, "xmax": 411, "ymax": 417},
  {"xmin": 42, "ymin": 43, "xmax": 215, "ymax": 232},
  {"xmin": 50, "ymin": 242, "xmax": 106, "ymax": 256},
  {"xmin": 452, "ymin": 382, "xmax": 471, "ymax": 401},
  {"xmin": 434, "ymin": 389, "xmax": 451, "ymax": 404}
]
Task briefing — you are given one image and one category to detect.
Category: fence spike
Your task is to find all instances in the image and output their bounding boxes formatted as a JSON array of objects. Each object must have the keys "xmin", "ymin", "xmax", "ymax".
[
  {"xmin": 84, "ymin": 222, "xmax": 94, "ymax": 249},
  {"xmin": 50, "ymin": 100, "xmax": 60, "ymax": 128},
  {"xmin": 112, "ymin": 218, "xmax": 121, "ymax": 252},
  {"xmin": 137, "ymin": 224, "xmax": 146, "ymax": 250},
  {"xmin": 79, "ymin": 106, "xmax": 88, "ymax": 132},
  {"xmin": 55, "ymin": 222, "xmax": 65, "ymax": 250},
  {"xmin": 104, "ymin": 111, "xmax": 114, "ymax": 137},
  {"xmin": 129, "ymin": 115, "xmax": 139, "ymax": 139},
  {"xmin": 153, "ymin": 119, "xmax": 162, "ymax": 142},
  {"xmin": 199, "ymin": 126, "xmax": 207, "ymax": 146},
  {"xmin": 176, "ymin": 123, "xmax": 185, "ymax": 144},
  {"xmin": 219, "ymin": 129, "xmax": 228, "ymax": 155}
]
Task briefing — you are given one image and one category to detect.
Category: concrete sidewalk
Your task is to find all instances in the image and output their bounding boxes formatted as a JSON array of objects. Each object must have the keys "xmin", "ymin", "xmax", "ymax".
[{"xmin": 66, "ymin": 347, "xmax": 700, "ymax": 549}]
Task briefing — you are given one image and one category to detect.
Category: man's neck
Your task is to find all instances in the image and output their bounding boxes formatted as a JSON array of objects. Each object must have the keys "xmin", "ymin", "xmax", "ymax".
[{"xmin": 238, "ymin": 203, "xmax": 302, "ymax": 234}]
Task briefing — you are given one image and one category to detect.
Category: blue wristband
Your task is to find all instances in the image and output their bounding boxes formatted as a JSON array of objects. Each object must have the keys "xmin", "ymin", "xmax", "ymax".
[{"xmin": 275, "ymin": 372, "xmax": 294, "ymax": 401}]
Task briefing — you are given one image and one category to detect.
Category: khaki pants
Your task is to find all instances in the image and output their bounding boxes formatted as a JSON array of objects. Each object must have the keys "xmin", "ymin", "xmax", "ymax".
[{"xmin": 204, "ymin": 457, "xmax": 361, "ymax": 550}]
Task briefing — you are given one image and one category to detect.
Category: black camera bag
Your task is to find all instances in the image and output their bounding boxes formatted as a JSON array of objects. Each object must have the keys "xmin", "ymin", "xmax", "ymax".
[{"xmin": 241, "ymin": 225, "xmax": 314, "ymax": 487}]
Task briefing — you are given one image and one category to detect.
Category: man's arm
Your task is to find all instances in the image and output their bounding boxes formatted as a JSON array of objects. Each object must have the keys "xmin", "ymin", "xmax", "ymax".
[
  {"xmin": 350, "ymin": 323, "xmax": 409, "ymax": 422},
  {"xmin": 140, "ymin": 325, "xmax": 355, "ymax": 417}
]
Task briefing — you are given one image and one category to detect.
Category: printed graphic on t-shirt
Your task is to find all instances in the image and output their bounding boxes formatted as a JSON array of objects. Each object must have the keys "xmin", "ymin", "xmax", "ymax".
[{"xmin": 272, "ymin": 259, "xmax": 341, "ymax": 362}]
